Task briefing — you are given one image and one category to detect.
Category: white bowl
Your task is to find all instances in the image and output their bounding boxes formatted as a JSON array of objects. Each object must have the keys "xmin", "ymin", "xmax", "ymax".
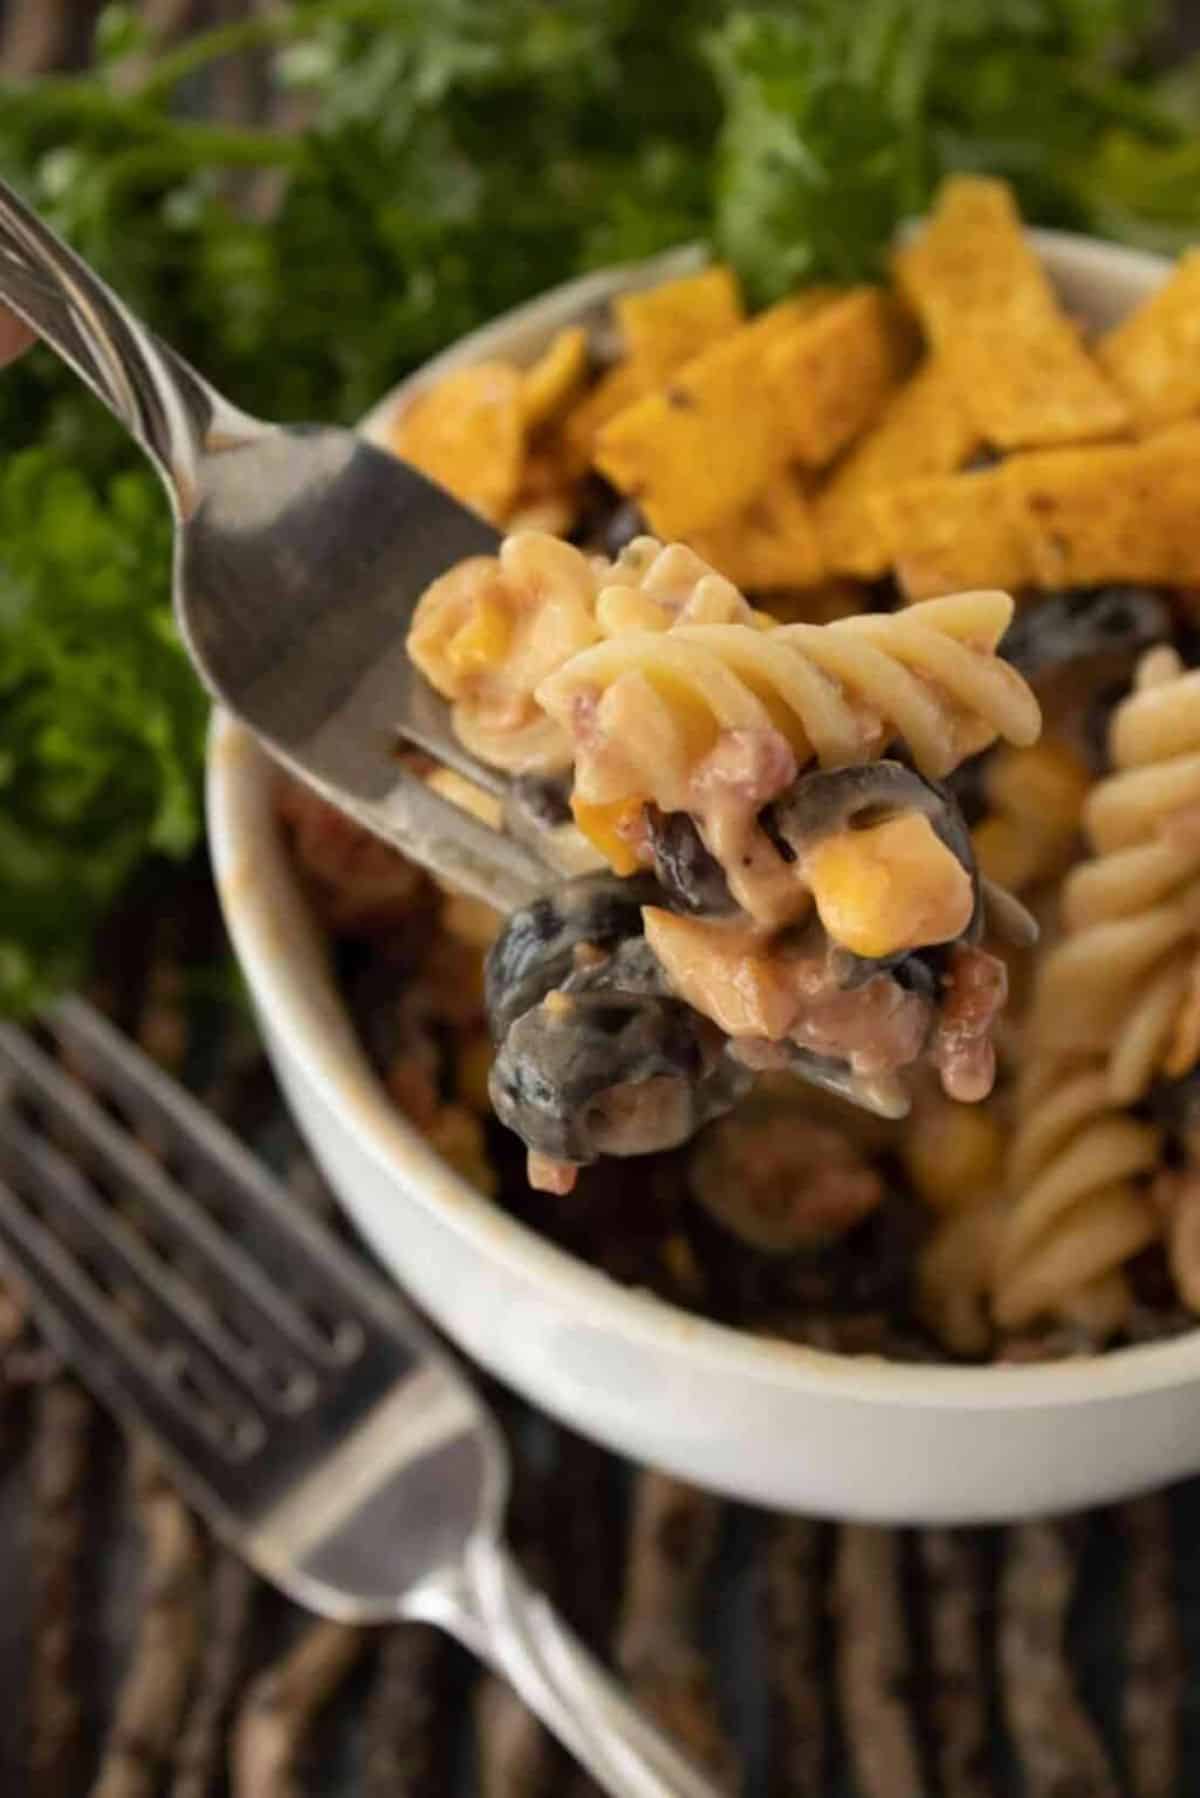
[{"xmin": 208, "ymin": 230, "xmax": 1200, "ymax": 1524}]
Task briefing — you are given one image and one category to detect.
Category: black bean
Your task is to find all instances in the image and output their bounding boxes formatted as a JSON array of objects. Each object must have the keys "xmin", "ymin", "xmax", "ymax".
[
  {"xmin": 489, "ymin": 991, "xmax": 750, "ymax": 1164},
  {"xmin": 508, "ymin": 772, "xmax": 573, "ymax": 830},
  {"xmin": 484, "ymin": 871, "xmax": 664, "ymax": 1042},
  {"xmin": 999, "ymin": 585, "xmax": 1170, "ymax": 681},
  {"xmin": 645, "ymin": 809, "xmax": 737, "ymax": 914}
]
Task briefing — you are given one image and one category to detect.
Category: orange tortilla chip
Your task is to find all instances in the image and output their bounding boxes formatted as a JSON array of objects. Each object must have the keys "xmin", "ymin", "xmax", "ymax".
[
  {"xmin": 521, "ymin": 327, "xmax": 589, "ymax": 431},
  {"xmin": 594, "ymin": 330, "xmax": 782, "ymax": 536},
  {"xmin": 894, "ymin": 175, "xmax": 1129, "ymax": 449},
  {"xmin": 815, "ymin": 358, "xmax": 982, "ymax": 576},
  {"xmin": 390, "ymin": 362, "xmax": 525, "ymax": 522},
  {"xmin": 563, "ymin": 360, "xmax": 646, "ymax": 468},
  {"xmin": 871, "ymin": 465, "xmax": 1036, "ymax": 600},
  {"xmin": 1005, "ymin": 422, "xmax": 1200, "ymax": 588},
  {"xmin": 765, "ymin": 288, "xmax": 913, "ymax": 467},
  {"xmin": 1096, "ymin": 249, "xmax": 1200, "ymax": 432},
  {"xmin": 685, "ymin": 467, "xmax": 826, "ymax": 590},
  {"xmin": 879, "ymin": 421, "xmax": 1200, "ymax": 597},
  {"xmin": 616, "ymin": 265, "xmax": 744, "ymax": 377},
  {"xmin": 592, "ymin": 291, "xmax": 844, "ymax": 537},
  {"xmin": 562, "ymin": 269, "xmax": 751, "ymax": 469}
]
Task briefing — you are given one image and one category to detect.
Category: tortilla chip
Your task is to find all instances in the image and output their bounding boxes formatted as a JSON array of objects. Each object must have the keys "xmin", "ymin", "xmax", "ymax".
[
  {"xmin": 685, "ymin": 466, "xmax": 826, "ymax": 590},
  {"xmin": 1005, "ymin": 422, "xmax": 1200, "ymax": 587},
  {"xmin": 814, "ymin": 358, "xmax": 982, "ymax": 576},
  {"xmin": 881, "ymin": 421, "xmax": 1200, "ymax": 596},
  {"xmin": 1096, "ymin": 249, "xmax": 1200, "ymax": 431},
  {"xmin": 616, "ymin": 265, "xmax": 744, "ymax": 377},
  {"xmin": 592, "ymin": 291, "xmax": 843, "ymax": 537},
  {"xmin": 521, "ymin": 327, "xmax": 589, "ymax": 431},
  {"xmin": 563, "ymin": 360, "xmax": 647, "ymax": 468},
  {"xmin": 894, "ymin": 175, "xmax": 1129, "ymax": 449},
  {"xmin": 594, "ymin": 332, "xmax": 782, "ymax": 536},
  {"xmin": 765, "ymin": 287, "xmax": 913, "ymax": 467},
  {"xmin": 561, "ymin": 269, "xmax": 748, "ymax": 469},
  {"xmin": 871, "ymin": 465, "xmax": 1036, "ymax": 600},
  {"xmin": 390, "ymin": 362, "xmax": 525, "ymax": 521}
]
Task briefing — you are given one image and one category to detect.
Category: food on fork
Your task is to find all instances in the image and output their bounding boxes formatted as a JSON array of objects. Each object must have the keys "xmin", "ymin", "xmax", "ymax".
[{"xmin": 410, "ymin": 530, "xmax": 1040, "ymax": 1190}]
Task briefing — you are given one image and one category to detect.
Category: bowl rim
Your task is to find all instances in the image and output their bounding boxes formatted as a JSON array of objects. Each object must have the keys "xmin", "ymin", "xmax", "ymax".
[{"xmin": 209, "ymin": 223, "xmax": 1200, "ymax": 1417}]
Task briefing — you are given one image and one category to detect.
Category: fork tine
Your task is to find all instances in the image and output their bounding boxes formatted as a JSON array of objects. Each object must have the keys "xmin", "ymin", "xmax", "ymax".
[
  {"xmin": 0, "ymin": 999, "xmax": 503, "ymax": 1625},
  {"xmin": 0, "ymin": 1103, "xmax": 311, "ymax": 1417},
  {"xmin": 0, "ymin": 1165, "xmax": 266, "ymax": 1469},
  {"xmin": 0, "ymin": 1020, "xmax": 343, "ymax": 1380},
  {"xmin": 37, "ymin": 998, "xmax": 422, "ymax": 1345}
]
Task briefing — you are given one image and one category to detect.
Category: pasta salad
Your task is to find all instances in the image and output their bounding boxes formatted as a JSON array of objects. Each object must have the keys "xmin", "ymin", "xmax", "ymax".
[{"xmin": 278, "ymin": 173, "xmax": 1200, "ymax": 1363}]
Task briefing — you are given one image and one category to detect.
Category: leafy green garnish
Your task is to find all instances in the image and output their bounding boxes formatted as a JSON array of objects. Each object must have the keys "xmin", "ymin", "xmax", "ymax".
[
  {"xmin": 0, "ymin": 453, "xmax": 205, "ymax": 1010},
  {"xmin": 0, "ymin": 0, "xmax": 1198, "ymax": 1011},
  {"xmin": 708, "ymin": 0, "xmax": 1199, "ymax": 300}
]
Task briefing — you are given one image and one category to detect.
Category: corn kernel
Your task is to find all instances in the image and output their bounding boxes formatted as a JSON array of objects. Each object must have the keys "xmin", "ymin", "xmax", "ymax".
[
  {"xmin": 425, "ymin": 766, "xmax": 504, "ymax": 831},
  {"xmin": 521, "ymin": 326, "xmax": 589, "ymax": 430},
  {"xmin": 571, "ymin": 796, "xmax": 644, "ymax": 876},
  {"xmin": 984, "ymin": 739, "xmax": 1089, "ymax": 835},
  {"xmin": 904, "ymin": 1101, "xmax": 1004, "ymax": 1211},
  {"xmin": 456, "ymin": 1033, "xmax": 495, "ymax": 1114},
  {"xmin": 805, "ymin": 812, "xmax": 973, "ymax": 959},
  {"xmin": 446, "ymin": 594, "xmax": 512, "ymax": 676}
]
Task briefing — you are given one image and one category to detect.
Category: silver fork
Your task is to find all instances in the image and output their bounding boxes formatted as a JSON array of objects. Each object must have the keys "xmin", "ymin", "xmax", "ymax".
[
  {"xmin": 0, "ymin": 998, "xmax": 724, "ymax": 1798},
  {"xmin": 0, "ymin": 177, "xmax": 556, "ymax": 914}
]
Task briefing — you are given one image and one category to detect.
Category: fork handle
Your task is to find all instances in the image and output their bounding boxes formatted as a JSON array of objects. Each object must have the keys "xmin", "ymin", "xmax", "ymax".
[
  {"xmin": 415, "ymin": 1536, "xmax": 726, "ymax": 1798},
  {"xmin": 0, "ymin": 176, "xmax": 259, "ymax": 516}
]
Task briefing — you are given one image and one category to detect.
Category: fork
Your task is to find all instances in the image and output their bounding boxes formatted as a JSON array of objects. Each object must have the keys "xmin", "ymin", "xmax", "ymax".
[
  {"xmin": 0, "ymin": 998, "xmax": 724, "ymax": 1798},
  {"xmin": 0, "ymin": 176, "xmax": 557, "ymax": 914}
]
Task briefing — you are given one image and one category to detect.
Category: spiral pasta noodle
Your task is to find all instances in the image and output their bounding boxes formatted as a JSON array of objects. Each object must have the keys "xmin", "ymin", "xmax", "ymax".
[
  {"xmin": 1031, "ymin": 647, "xmax": 1200, "ymax": 1102},
  {"xmin": 408, "ymin": 531, "xmax": 765, "ymax": 775},
  {"xmin": 994, "ymin": 1057, "xmax": 1161, "ymax": 1335},
  {"xmin": 536, "ymin": 587, "xmax": 1040, "ymax": 813}
]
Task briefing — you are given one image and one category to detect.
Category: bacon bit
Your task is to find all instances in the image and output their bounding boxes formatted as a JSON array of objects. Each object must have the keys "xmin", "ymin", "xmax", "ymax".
[
  {"xmin": 527, "ymin": 1152, "xmax": 579, "ymax": 1195},
  {"xmin": 569, "ymin": 686, "xmax": 602, "ymax": 745},
  {"xmin": 690, "ymin": 727, "xmax": 798, "ymax": 811},
  {"xmin": 789, "ymin": 972, "xmax": 932, "ymax": 1076},
  {"xmin": 932, "ymin": 945, "xmax": 1007, "ymax": 1102}
]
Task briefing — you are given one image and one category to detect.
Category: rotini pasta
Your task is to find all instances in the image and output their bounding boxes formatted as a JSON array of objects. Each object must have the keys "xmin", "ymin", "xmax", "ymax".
[
  {"xmin": 407, "ymin": 531, "xmax": 764, "ymax": 775},
  {"xmin": 1031, "ymin": 648, "xmax": 1200, "ymax": 1102},
  {"xmin": 540, "ymin": 588, "xmax": 1036, "ymax": 795},
  {"xmin": 995, "ymin": 1057, "xmax": 1160, "ymax": 1335},
  {"xmin": 536, "ymin": 589, "xmax": 1039, "ymax": 919}
]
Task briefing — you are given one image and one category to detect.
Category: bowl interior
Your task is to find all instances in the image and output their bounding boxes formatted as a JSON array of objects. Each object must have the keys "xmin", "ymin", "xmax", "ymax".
[{"xmin": 208, "ymin": 226, "xmax": 1200, "ymax": 1430}]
